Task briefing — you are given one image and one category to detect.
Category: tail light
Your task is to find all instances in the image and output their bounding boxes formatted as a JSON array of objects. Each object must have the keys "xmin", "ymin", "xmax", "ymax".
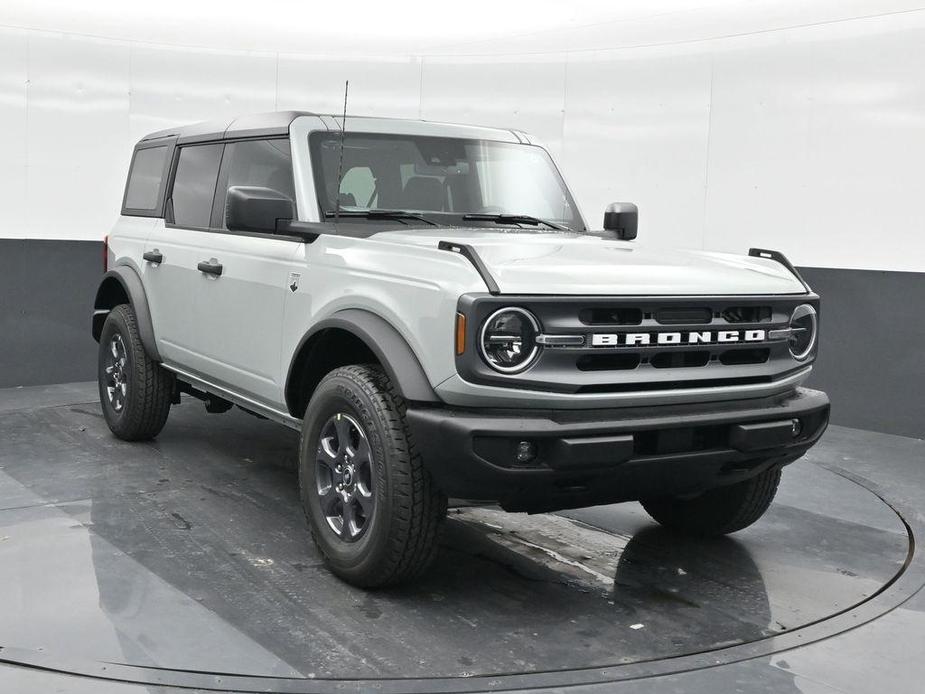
[{"xmin": 103, "ymin": 235, "xmax": 109, "ymax": 272}]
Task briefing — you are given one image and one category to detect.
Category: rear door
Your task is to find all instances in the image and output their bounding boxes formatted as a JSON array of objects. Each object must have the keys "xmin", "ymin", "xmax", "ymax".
[
  {"xmin": 189, "ymin": 138, "xmax": 301, "ymax": 407},
  {"xmin": 142, "ymin": 142, "xmax": 223, "ymax": 375}
]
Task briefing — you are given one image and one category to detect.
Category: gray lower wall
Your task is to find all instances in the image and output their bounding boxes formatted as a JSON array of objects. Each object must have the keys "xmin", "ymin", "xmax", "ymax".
[
  {"xmin": 800, "ymin": 266, "xmax": 924, "ymax": 440},
  {"xmin": 0, "ymin": 240, "xmax": 101, "ymax": 390},
  {"xmin": 0, "ymin": 240, "xmax": 921, "ymax": 438}
]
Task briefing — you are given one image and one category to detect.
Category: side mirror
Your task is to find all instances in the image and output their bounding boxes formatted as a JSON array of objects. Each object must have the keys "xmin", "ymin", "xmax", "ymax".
[
  {"xmin": 226, "ymin": 186, "xmax": 295, "ymax": 233},
  {"xmin": 603, "ymin": 202, "xmax": 638, "ymax": 240}
]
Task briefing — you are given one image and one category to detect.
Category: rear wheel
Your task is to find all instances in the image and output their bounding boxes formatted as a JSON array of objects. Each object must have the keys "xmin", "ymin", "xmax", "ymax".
[
  {"xmin": 641, "ymin": 467, "xmax": 782, "ymax": 536},
  {"xmin": 98, "ymin": 304, "xmax": 173, "ymax": 441},
  {"xmin": 299, "ymin": 365, "xmax": 446, "ymax": 587}
]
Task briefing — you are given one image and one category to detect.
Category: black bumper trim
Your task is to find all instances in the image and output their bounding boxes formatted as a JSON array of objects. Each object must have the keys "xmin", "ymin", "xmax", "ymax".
[{"xmin": 406, "ymin": 387, "xmax": 830, "ymax": 512}]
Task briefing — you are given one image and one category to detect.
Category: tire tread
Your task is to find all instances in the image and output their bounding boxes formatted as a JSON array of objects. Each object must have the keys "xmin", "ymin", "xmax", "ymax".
[
  {"xmin": 302, "ymin": 364, "xmax": 446, "ymax": 587},
  {"xmin": 99, "ymin": 304, "xmax": 172, "ymax": 441},
  {"xmin": 641, "ymin": 467, "xmax": 782, "ymax": 536}
]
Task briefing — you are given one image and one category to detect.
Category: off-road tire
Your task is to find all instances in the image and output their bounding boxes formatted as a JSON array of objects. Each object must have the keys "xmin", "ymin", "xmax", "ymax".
[
  {"xmin": 98, "ymin": 303, "xmax": 173, "ymax": 441},
  {"xmin": 641, "ymin": 467, "xmax": 782, "ymax": 536},
  {"xmin": 299, "ymin": 365, "xmax": 447, "ymax": 588}
]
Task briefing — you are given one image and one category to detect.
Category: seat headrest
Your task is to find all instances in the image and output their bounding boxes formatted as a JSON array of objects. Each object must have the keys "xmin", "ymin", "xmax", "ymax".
[
  {"xmin": 402, "ymin": 176, "xmax": 443, "ymax": 211},
  {"xmin": 443, "ymin": 173, "xmax": 474, "ymax": 212}
]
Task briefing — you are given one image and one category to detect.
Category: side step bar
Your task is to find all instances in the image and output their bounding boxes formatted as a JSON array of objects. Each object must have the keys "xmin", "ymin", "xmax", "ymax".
[{"xmin": 162, "ymin": 364, "xmax": 302, "ymax": 431}]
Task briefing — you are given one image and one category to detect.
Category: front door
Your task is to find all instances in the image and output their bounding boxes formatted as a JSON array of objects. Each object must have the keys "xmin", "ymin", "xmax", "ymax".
[{"xmin": 190, "ymin": 138, "xmax": 301, "ymax": 408}]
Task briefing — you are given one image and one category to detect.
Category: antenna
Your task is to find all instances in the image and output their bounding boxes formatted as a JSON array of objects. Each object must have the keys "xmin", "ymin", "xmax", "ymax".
[{"xmin": 334, "ymin": 80, "xmax": 349, "ymax": 223}]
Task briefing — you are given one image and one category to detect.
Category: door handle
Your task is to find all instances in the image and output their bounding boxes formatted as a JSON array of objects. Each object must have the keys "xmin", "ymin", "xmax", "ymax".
[
  {"xmin": 143, "ymin": 249, "xmax": 163, "ymax": 264},
  {"xmin": 197, "ymin": 259, "xmax": 223, "ymax": 277}
]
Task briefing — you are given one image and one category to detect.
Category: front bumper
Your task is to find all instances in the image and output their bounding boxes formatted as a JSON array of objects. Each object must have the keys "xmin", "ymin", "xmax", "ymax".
[{"xmin": 406, "ymin": 387, "xmax": 829, "ymax": 512}]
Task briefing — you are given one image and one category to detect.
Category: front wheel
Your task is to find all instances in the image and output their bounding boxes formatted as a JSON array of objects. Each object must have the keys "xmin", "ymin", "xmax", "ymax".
[
  {"xmin": 299, "ymin": 365, "xmax": 447, "ymax": 588},
  {"xmin": 98, "ymin": 304, "xmax": 173, "ymax": 441},
  {"xmin": 641, "ymin": 467, "xmax": 782, "ymax": 536}
]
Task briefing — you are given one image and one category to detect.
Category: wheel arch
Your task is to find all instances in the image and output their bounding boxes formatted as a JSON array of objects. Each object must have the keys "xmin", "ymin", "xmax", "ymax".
[
  {"xmin": 285, "ymin": 309, "xmax": 439, "ymax": 418},
  {"xmin": 92, "ymin": 266, "xmax": 161, "ymax": 362}
]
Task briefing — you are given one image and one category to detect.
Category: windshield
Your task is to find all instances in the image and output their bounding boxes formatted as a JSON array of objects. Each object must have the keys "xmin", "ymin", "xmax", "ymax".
[{"xmin": 308, "ymin": 132, "xmax": 584, "ymax": 230}]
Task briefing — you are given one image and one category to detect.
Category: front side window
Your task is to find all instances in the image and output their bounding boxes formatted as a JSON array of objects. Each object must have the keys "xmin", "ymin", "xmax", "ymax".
[
  {"xmin": 171, "ymin": 143, "xmax": 223, "ymax": 228},
  {"xmin": 124, "ymin": 145, "xmax": 168, "ymax": 212},
  {"xmin": 220, "ymin": 139, "xmax": 295, "ymax": 228},
  {"xmin": 308, "ymin": 133, "xmax": 582, "ymax": 229}
]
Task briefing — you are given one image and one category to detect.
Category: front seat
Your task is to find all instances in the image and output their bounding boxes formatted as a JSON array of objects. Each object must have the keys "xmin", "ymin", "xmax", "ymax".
[
  {"xmin": 443, "ymin": 173, "xmax": 475, "ymax": 212},
  {"xmin": 402, "ymin": 177, "xmax": 443, "ymax": 211}
]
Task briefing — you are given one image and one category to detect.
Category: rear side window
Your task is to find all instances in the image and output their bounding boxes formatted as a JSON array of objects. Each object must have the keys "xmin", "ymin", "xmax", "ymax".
[
  {"xmin": 123, "ymin": 146, "xmax": 168, "ymax": 212},
  {"xmin": 220, "ymin": 139, "xmax": 294, "ymax": 228},
  {"xmin": 171, "ymin": 144, "xmax": 224, "ymax": 228}
]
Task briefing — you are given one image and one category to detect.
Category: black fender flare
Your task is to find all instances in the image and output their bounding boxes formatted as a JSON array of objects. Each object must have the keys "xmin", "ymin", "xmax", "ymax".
[
  {"xmin": 286, "ymin": 309, "xmax": 439, "ymax": 411},
  {"xmin": 92, "ymin": 266, "xmax": 161, "ymax": 362}
]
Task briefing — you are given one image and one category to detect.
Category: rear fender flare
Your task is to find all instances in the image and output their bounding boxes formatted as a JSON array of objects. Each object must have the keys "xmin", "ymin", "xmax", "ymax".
[{"xmin": 92, "ymin": 266, "xmax": 161, "ymax": 362}]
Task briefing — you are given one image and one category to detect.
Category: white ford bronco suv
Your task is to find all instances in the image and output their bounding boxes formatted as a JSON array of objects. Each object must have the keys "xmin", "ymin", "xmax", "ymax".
[{"xmin": 93, "ymin": 111, "xmax": 829, "ymax": 587}]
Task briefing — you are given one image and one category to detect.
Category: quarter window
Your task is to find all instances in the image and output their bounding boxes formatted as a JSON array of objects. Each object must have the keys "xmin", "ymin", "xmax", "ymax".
[
  {"xmin": 124, "ymin": 146, "xmax": 168, "ymax": 212},
  {"xmin": 171, "ymin": 144, "xmax": 223, "ymax": 228}
]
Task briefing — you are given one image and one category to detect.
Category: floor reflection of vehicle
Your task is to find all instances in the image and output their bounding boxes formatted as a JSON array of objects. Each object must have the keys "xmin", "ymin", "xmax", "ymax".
[
  {"xmin": 613, "ymin": 527, "xmax": 775, "ymax": 648},
  {"xmin": 612, "ymin": 526, "xmax": 805, "ymax": 692}
]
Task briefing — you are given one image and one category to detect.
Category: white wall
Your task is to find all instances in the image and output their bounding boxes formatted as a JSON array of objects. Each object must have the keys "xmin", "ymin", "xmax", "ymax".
[{"xmin": 0, "ymin": 0, "xmax": 923, "ymax": 272}]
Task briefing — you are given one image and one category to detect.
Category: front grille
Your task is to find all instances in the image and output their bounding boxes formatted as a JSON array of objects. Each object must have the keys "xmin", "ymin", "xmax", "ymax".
[
  {"xmin": 576, "ymin": 353, "xmax": 640, "ymax": 371},
  {"xmin": 579, "ymin": 307, "xmax": 642, "ymax": 325},
  {"xmin": 720, "ymin": 348, "xmax": 770, "ymax": 365},
  {"xmin": 457, "ymin": 294, "xmax": 817, "ymax": 395},
  {"xmin": 650, "ymin": 350, "xmax": 711, "ymax": 369},
  {"xmin": 722, "ymin": 306, "xmax": 772, "ymax": 323},
  {"xmin": 655, "ymin": 307, "xmax": 712, "ymax": 325}
]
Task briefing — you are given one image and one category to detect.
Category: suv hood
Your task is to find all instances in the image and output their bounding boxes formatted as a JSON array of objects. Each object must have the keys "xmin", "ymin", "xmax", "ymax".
[{"xmin": 373, "ymin": 228, "xmax": 807, "ymax": 295}]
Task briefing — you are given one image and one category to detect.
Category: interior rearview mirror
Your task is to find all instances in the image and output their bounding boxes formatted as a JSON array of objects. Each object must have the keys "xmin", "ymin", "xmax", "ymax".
[
  {"xmin": 603, "ymin": 202, "xmax": 638, "ymax": 240},
  {"xmin": 226, "ymin": 186, "xmax": 295, "ymax": 233}
]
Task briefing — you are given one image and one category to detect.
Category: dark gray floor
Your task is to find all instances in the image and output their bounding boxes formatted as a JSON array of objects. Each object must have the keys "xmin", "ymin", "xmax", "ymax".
[{"xmin": 0, "ymin": 383, "xmax": 922, "ymax": 693}]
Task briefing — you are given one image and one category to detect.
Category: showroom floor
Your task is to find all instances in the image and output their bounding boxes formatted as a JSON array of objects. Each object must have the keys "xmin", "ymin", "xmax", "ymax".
[{"xmin": 0, "ymin": 383, "xmax": 922, "ymax": 693}]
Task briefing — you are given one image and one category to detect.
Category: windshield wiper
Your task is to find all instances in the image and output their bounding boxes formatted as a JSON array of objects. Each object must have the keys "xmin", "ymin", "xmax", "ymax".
[
  {"xmin": 324, "ymin": 209, "xmax": 441, "ymax": 227},
  {"xmin": 462, "ymin": 213, "xmax": 568, "ymax": 231}
]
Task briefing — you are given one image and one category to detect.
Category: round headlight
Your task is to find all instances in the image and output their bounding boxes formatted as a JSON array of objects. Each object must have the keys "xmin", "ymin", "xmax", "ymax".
[
  {"xmin": 788, "ymin": 304, "xmax": 817, "ymax": 360},
  {"xmin": 479, "ymin": 308, "xmax": 540, "ymax": 373}
]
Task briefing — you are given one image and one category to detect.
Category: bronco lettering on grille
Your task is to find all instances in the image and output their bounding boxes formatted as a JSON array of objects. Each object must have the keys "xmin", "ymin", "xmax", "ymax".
[{"xmin": 591, "ymin": 329, "xmax": 767, "ymax": 347}]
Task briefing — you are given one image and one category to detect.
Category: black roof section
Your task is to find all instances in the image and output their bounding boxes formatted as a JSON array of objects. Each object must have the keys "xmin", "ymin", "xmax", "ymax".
[{"xmin": 140, "ymin": 111, "xmax": 319, "ymax": 145}]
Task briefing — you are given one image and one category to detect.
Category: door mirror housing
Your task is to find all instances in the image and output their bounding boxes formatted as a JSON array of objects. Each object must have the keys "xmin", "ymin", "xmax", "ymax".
[
  {"xmin": 603, "ymin": 202, "xmax": 638, "ymax": 240},
  {"xmin": 226, "ymin": 186, "xmax": 295, "ymax": 233}
]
